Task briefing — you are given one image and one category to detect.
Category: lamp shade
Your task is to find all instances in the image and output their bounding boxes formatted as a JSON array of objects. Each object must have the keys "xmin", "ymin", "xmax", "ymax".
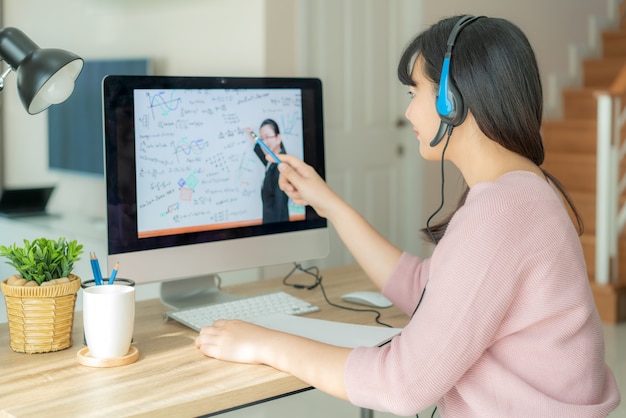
[
  {"xmin": 17, "ymin": 48, "xmax": 83, "ymax": 114},
  {"xmin": 0, "ymin": 27, "xmax": 83, "ymax": 114}
]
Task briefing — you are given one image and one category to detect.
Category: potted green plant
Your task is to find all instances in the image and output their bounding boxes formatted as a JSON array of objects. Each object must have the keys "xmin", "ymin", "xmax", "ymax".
[{"xmin": 0, "ymin": 237, "xmax": 84, "ymax": 353}]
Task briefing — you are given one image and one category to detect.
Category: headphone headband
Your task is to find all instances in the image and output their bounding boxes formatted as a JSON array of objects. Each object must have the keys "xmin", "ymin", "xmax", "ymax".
[{"xmin": 446, "ymin": 15, "xmax": 482, "ymax": 49}]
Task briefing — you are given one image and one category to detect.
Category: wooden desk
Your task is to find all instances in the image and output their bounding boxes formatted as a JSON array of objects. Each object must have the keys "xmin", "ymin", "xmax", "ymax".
[{"xmin": 0, "ymin": 265, "xmax": 408, "ymax": 417}]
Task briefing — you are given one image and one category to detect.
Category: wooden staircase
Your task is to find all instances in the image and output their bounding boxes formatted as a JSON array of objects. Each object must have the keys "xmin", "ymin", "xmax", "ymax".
[{"xmin": 542, "ymin": 5, "xmax": 626, "ymax": 323}]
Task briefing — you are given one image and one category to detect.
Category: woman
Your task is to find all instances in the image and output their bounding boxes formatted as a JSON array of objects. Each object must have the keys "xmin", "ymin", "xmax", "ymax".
[
  {"xmin": 197, "ymin": 15, "xmax": 621, "ymax": 416},
  {"xmin": 246, "ymin": 119, "xmax": 289, "ymax": 223}
]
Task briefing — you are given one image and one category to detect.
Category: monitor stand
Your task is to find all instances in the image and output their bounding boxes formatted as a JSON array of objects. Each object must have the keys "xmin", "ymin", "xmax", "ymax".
[{"xmin": 160, "ymin": 275, "xmax": 242, "ymax": 310}]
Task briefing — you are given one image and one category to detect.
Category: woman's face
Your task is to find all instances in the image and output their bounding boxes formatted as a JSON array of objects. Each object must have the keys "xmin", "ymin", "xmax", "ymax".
[
  {"xmin": 259, "ymin": 124, "xmax": 281, "ymax": 153},
  {"xmin": 404, "ymin": 55, "xmax": 445, "ymax": 160}
]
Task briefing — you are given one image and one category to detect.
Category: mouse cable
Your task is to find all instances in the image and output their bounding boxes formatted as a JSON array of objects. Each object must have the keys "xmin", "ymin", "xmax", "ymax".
[
  {"xmin": 282, "ymin": 262, "xmax": 322, "ymax": 290},
  {"xmin": 214, "ymin": 274, "xmax": 222, "ymax": 288},
  {"xmin": 282, "ymin": 262, "xmax": 393, "ymax": 328},
  {"xmin": 285, "ymin": 264, "xmax": 437, "ymax": 417},
  {"xmin": 415, "ymin": 405, "xmax": 438, "ymax": 418}
]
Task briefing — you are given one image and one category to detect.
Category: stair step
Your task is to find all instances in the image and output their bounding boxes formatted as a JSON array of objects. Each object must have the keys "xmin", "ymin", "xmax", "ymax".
[
  {"xmin": 570, "ymin": 9, "xmax": 626, "ymax": 322},
  {"xmin": 590, "ymin": 282, "xmax": 626, "ymax": 323},
  {"xmin": 581, "ymin": 233, "xmax": 596, "ymax": 280},
  {"xmin": 543, "ymin": 152, "xmax": 626, "ymax": 194},
  {"xmin": 543, "ymin": 119, "xmax": 596, "ymax": 154},
  {"xmin": 561, "ymin": 88, "xmax": 598, "ymax": 120},
  {"xmin": 576, "ymin": 192, "xmax": 626, "ymax": 242},
  {"xmin": 602, "ymin": 29, "xmax": 626, "ymax": 57},
  {"xmin": 581, "ymin": 232, "xmax": 626, "ymax": 286},
  {"xmin": 543, "ymin": 153, "xmax": 596, "ymax": 193},
  {"xmin": 570, "ymin": 191, "xmax": 596, "ymax": 234},
  {"xmin": 583, "ymin": 57, "xmax": 626, "ymax": 88}
]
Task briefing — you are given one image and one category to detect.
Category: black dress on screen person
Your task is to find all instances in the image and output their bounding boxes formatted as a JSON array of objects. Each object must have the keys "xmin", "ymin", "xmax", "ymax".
[{"xmin": 254, "ymin": 142, "xmax": 289, "ymax": 223}]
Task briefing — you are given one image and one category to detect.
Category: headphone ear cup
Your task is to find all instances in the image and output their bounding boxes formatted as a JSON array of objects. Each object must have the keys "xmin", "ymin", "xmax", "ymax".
[
  {"xmin": 430, "ymin": 15, "xmax": 482, "ymax": 148},
  {"xmin": 440, "ymin": 80, "xmax": 467, "ymax": 127}
]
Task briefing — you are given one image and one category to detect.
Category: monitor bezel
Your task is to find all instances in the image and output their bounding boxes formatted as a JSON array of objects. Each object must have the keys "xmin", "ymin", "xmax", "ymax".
[{"xmin": 103, "ymin": 75, "xmax": 327, "ymax": 281}]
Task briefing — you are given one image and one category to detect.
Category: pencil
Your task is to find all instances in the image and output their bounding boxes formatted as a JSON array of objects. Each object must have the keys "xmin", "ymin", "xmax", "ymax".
[
  {"xmin": 89, "ymin": 252, "xmax": 101, "ymax": 286},
  {"xmin": 91, "ymin": 252, "xmax": 103, "ymax": 286},
  {"xmin": 108, "ymin": 262, "xmax": 119, "ymax": 285},
  {"xmin": 250, "ymin": 131, "xmax": 282, "ymax": 163}
]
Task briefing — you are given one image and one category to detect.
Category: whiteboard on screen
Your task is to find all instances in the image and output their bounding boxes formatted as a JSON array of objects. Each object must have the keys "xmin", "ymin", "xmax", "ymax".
[{"xmin": 132, "ymin": 88, "xmax": 304, "ymax": 235}]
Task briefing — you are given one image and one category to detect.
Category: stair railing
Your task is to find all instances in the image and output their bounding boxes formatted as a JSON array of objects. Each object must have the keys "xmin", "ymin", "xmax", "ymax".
[{"xmin": 595, "ymin": 65, "xmax": 626, "ymax": 285}]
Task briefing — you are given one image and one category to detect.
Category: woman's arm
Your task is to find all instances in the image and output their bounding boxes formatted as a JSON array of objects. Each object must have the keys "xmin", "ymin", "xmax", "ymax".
[
  {"xmin": 277, "ymin": 154, "xmax": 402, "ymax": 289},
  {"xmin": 195, "ymin": 319, "xmax": 352, "ymax": 399},
  {"xmin": 195, "ymin": 155, "xmax": 405, "ymax": 400}
]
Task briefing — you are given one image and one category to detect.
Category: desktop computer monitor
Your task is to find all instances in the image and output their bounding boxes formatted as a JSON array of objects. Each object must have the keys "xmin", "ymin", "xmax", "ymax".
[{"xmin": 103, "ymin": 75, "xmax": 329, "ymax": 309}]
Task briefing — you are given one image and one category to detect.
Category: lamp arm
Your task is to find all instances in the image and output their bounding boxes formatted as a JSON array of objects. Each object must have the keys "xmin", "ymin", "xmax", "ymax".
[
  {"xmin": 0, "ymin": 62, "xmax": 13, "ymax": 91},
  {"xmin": 0, "ymin": 27, "xmax": 38, "ymax": 69}
]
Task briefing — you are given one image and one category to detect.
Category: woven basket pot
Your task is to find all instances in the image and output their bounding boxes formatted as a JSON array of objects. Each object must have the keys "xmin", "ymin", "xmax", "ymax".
[{"xmin": 1, "ymin": 274, "xmax": 81, "ymax": 353}]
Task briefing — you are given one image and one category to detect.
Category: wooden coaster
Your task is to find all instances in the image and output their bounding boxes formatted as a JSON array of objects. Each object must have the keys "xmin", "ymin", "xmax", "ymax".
[{"xmin": 77, "ymin": 346, "xmax": 139, "ymax": 368}]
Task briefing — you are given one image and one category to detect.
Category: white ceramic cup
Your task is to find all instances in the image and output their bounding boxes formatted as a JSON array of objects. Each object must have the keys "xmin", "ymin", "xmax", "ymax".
[{"xmin": 83, "ymin": 284, "xmax": 135, "ymax": 359}]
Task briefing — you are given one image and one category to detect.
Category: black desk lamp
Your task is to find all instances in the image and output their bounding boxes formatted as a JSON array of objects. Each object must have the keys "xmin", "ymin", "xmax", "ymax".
[
  {"xmin": 0, "ymin": 27, "xmax": 83, "ymax": 114},
  {"xmin": 0, "ymin": 27, "xmax": 83, "ymax": 216}
]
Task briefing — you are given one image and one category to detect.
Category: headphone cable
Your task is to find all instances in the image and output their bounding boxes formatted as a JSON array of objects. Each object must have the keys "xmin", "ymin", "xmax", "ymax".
[
  {"xmin": 425, "ymin": 125, "xmax": 453, "ymax": 244},
  {"xmin": 416, "ymin": 125, "xmax": 453, "ymax": 418}
]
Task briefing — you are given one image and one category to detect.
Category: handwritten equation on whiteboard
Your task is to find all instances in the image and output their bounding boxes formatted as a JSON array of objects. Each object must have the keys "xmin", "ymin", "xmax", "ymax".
[{"xmin": 133, "ymin": 88, "xmax": 304, "ymax": 235}]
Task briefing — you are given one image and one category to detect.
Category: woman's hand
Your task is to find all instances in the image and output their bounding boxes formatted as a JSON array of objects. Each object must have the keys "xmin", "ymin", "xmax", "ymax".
[
  {"xmin": 195, "ymin": 319, "xmax": 271, "ymax": 364},
  {"xmin": 279, "ymin": 155, "xmax": 402, "ymax": 287},
  {"xmin": 277, "ymin": 154, "xmax": 339, "ymax": 218},
  {"xmin": 244, "ymin": 127, "xmax": 255, "ymax": 142},
  {"xmin": 195, "ymin": 317, "xmax": 351, "ymax": 400}
]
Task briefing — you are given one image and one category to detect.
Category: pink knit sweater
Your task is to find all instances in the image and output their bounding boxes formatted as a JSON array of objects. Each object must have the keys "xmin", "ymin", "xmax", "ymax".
[{"xmin": 344, "ymin": 171, "xmax": 620, "ymax": 417}]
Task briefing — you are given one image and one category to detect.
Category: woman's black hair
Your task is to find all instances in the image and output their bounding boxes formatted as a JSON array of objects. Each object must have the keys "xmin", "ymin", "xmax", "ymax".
[
  {"xmin": 260, "ymin": 118, "xmax": 280, "ymax": 135},
  {"xmin": 259, "ymin": 118, "xmax": 286, "ymax": 153},
  {"xmin": 398, "ymin": 15, "xmax": 584, "ymax": 243}
]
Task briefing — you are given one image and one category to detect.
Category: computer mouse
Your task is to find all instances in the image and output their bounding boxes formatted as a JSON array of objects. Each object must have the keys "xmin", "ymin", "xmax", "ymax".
[{"xmin": 341, "ymin": 291, "xmax": 393, "ymax": 308}]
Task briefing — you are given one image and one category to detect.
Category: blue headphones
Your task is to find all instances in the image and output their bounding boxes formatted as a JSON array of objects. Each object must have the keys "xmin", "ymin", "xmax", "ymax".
[{"xmin": 431, "ymin": 15, "xmax": 483, "ymax": 147}]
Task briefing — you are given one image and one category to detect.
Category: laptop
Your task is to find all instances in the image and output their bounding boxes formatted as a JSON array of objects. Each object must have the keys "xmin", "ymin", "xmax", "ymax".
[{"xmin": 0, "ymin": 186, "xmax": 55, "ymax": 218}]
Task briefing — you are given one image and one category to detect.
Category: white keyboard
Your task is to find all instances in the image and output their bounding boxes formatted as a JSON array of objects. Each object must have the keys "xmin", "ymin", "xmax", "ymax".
[{"xmin": 167, "ymin": 291, "xmax": 320, "ymax": 331}]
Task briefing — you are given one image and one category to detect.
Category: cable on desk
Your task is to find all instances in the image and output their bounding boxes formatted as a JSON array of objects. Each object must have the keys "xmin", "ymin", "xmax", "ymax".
[
  {"xmin": 283, "ymin": 263, "xmax": 438, "ymax": 418},
  {"xmin": 214, "ymin": 274, "xmax": 223, "ymax": 289},
  {"xmin": 282, "ymin": 262, "xmax": 393, "ymax": 328}
]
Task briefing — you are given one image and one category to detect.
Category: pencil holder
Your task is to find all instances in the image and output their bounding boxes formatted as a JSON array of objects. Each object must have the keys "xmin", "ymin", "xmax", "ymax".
[
  {"xmin": 1, "ymin": 274, "xmax": 82, "ymax": 353},
  {"xmin": 80, "ymin": 278, "xmax": 135, "ymax": 345},
  {"xmin": 81, "ymin": 278, "xmax": 135, "ymax": 288}
]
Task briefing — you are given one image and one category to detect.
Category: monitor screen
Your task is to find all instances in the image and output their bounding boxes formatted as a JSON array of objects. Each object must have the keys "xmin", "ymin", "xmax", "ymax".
[{"xmin": 103, "ymin": 75, "xmax": 328, "ymax": 305}]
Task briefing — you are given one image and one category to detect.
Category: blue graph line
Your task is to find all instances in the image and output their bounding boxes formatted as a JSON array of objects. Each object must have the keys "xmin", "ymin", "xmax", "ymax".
[{"xmin": 147, "ymin": 91, "xmax": 181, "ymax": 117}]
